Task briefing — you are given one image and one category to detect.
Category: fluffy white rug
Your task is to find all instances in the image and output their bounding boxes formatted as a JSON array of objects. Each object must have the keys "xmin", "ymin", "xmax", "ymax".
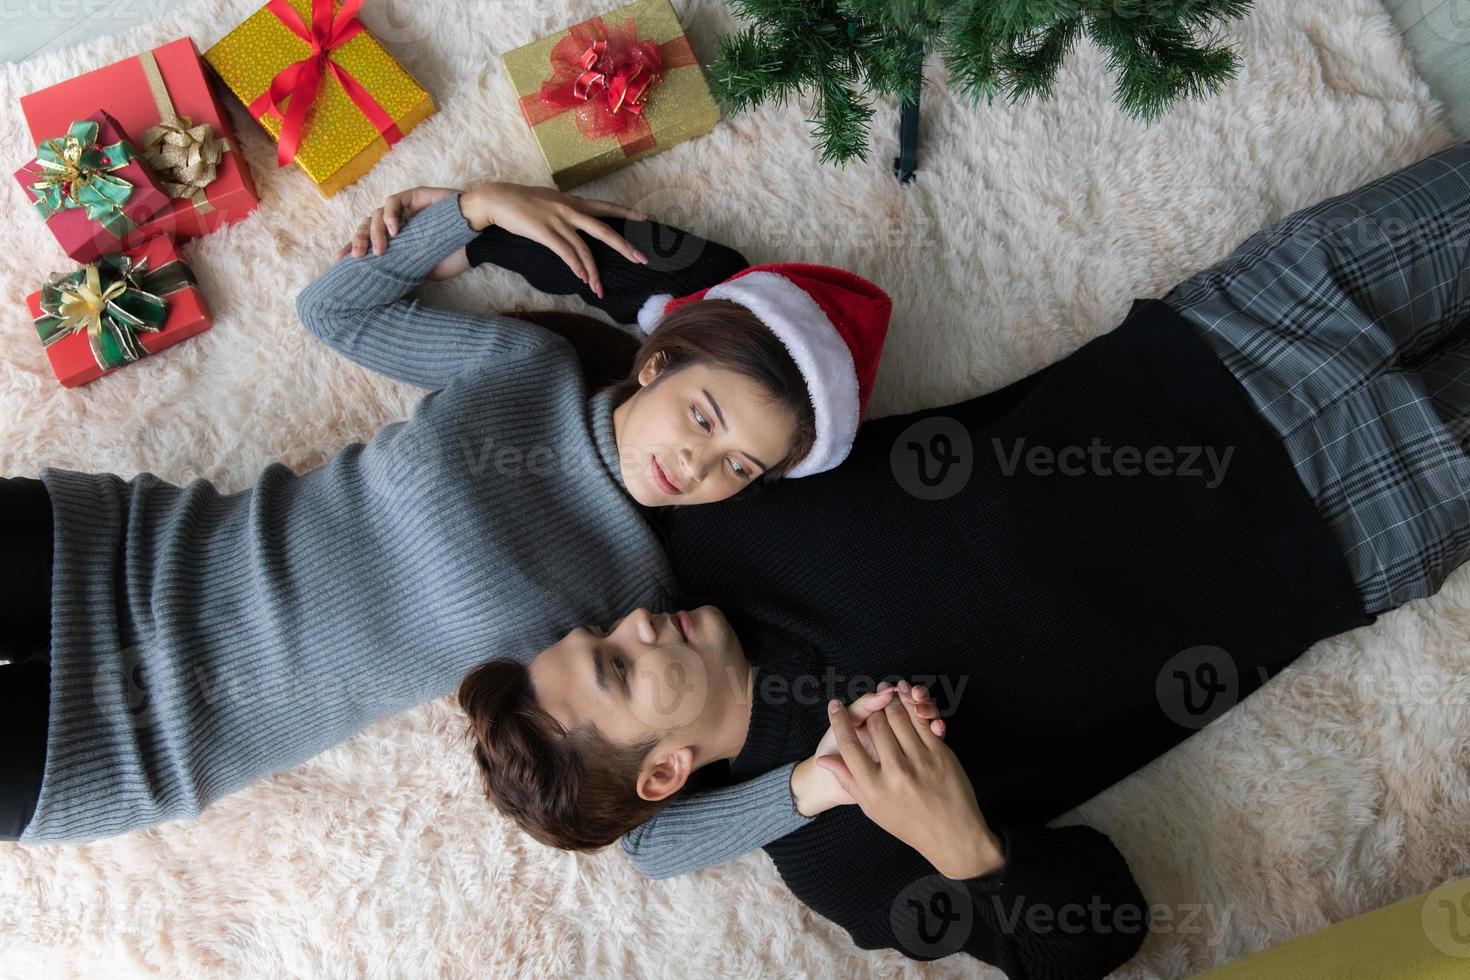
[{"xmin": 2, "ymin": 0, "xmax": 1467, "ymax": 976}]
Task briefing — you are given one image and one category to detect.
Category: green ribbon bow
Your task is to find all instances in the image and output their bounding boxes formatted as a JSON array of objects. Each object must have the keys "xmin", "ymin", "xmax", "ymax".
[
  {"xmin": 34, "ymin": 253, "xmax": 196, "ymax": 371},
  {"xmin": 27, "ymin": 120, "xmax": 140, "ymax": 238}
]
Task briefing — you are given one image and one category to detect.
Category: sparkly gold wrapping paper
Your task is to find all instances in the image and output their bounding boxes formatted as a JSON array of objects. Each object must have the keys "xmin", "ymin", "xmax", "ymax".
[
  {"xmin": 502, "ymin": 0, "xmax": 720, "ymax": 190},
  {"xmin": 204, "ymin": 0, "xmax": 434, "ymax": 196}
]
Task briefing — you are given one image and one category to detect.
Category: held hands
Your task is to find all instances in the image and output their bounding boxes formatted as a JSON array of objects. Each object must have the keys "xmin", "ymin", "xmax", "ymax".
[
  {"xmin": 335, "ymin": 182, "xmax": 651, "ymax": 296},
  {"xmin": 791, "ymin": 680, "xmax": 943, "ymax": 816},
  {"xmin": 818, "ymin": 686, "xmax": 1005, "ymax": 881}
]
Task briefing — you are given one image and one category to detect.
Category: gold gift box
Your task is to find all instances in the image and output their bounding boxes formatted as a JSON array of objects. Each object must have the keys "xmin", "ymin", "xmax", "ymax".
[
  {"xmin": 204, "ymin": 0, "xmax": 435, "ymax": 196},
  {"xmin": 502, "ymin": 0, "xmax": 720, "ymax": 190}
]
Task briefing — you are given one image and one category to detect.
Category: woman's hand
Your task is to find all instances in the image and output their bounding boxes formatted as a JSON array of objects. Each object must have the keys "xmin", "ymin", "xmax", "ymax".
[
  {"xmin": 336, "ymin": 186, "xmax": 470, "ymax": 280},
  {"xmin": 791, "ymin": 680, "xmax": 945, "ymax": 817},
  {"xmin": 817, "ymin": 691, "xmax": 1004, "ymax": 880},
  {"xmin": 458, "ymin": 182, "xmax": 650, "ymax": 299}
]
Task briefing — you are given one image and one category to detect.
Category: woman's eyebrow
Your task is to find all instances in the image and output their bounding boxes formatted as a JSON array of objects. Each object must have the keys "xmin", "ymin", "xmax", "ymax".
[
  {"xmin": 703, "ymin": 387, "xmax": 770, "ymax": 470},
  {"xmin": 702, "ymin": 388, "xmax": 726, "ymax": 428}
]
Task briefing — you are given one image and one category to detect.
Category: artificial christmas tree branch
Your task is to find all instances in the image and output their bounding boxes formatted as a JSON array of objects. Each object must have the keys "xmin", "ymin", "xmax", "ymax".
[{"xmin": 708, "ymin": 0, "xmax": 1254, "ymax": 177}]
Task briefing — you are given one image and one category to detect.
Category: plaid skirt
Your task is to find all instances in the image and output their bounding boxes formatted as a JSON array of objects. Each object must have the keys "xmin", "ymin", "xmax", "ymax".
[{"xmin": 1165, "ymin": 142, "xmax": 1470, "ymax": 614}]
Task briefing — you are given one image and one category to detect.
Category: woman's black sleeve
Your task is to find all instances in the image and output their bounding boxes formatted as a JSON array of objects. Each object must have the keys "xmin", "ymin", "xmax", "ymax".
[{"xmin": 464, "ymin": 218, "xmax": 750, "ymax": 325}]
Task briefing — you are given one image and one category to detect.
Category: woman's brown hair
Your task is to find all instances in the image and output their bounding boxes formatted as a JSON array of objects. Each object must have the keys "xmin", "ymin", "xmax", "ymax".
[
  {"xmin": 516, "ymin": 299, "xmax": 817, "ymax": 480},
  {"xmin": 457, "ymin": 657, "xmax": 667, "ymax": 851}
]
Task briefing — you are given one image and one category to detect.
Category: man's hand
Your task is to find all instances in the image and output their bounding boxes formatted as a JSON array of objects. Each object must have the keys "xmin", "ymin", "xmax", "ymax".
[
  {"xmin": 791, "ymin": 680, "xmax": 945, "ymax": 817},
  {"xmin": 816, "ymin": 692, "xmax": 1003, "ymax": 880}
]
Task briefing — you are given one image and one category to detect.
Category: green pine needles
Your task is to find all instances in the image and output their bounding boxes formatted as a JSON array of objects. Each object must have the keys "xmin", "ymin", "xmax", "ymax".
[{"xmin": 709, "ymin": 0, "xmax": 1255, "ymax": 165}]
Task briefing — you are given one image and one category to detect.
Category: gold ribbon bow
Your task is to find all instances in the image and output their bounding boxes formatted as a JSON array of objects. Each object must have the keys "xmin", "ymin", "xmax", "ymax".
[
  {"xmin": 142, "ymin": 116, "xmax": 227, "ymax": 200},
  {"xmin": 138, "ymin": 50, "xmax": 230, "ymax": 213},
  {"xmin": 53, "ymin": 263, "xmax": 143, "ymax": 360}
]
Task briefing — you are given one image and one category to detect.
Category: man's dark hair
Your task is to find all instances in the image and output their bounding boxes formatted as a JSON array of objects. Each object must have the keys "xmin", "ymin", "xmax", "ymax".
[{"xmin": 456, "ymin": 657, "xmax": 669, "ymax": 850}]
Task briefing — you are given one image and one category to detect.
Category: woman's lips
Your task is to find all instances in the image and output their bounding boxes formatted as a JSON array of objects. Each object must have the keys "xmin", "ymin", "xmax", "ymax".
[{"xmin": 650, "ymin": 455, "xmax": 682, "ymax": 495}]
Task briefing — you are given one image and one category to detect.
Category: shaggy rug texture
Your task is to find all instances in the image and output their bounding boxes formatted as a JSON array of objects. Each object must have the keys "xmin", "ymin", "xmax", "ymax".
[{"xmin": 2, "ymin": 0, "xmax": 1468, "ymax": 976}]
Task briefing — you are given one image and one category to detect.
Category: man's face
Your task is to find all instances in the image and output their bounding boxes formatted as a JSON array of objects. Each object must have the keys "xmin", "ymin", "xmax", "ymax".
[{"xmin": 528, "ymin": 606, "xmax": 747, "ymax": 777}]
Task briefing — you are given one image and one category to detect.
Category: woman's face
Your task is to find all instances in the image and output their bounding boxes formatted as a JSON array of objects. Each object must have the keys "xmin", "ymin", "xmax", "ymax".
[{"xmin": 611, "ymin": 360, "xmax": 799, "ymax": 507}]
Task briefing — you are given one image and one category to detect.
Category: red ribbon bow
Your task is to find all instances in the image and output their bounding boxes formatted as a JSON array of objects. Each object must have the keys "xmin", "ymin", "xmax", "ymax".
[
  {"xmin": 522, "ymin": 16, "xmax": 697, "ymax": 158},
  {"xmin": 249, "ymin": 0, "xmax": 403, "ymax": 167}
]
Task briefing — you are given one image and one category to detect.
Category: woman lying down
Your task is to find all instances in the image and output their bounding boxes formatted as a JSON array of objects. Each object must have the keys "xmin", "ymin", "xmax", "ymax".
[{"xmin": 457, "ymin": 143, "xmax": 1470, "ymax": 979}]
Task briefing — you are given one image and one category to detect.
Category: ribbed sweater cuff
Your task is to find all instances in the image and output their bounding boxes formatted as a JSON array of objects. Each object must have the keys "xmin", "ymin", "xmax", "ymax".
[{"xmin": 411, "ymin": 194, "xmax": 481, "ymax": 265}]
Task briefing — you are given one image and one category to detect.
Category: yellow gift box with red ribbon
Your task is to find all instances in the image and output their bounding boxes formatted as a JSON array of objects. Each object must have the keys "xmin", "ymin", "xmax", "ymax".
[
  {"xmin": 204, "ymin": 0, "xmax": 434, "ymax": 196},
  {"xmin": 502, "ymin": 0, "xmax": 720, "ymax": 190}
]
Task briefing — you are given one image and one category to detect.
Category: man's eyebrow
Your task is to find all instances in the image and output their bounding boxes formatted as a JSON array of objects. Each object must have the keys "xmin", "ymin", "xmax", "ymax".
[{"xmin": 591, "ymin": 643, "xmax": 608, "ymax": 694}]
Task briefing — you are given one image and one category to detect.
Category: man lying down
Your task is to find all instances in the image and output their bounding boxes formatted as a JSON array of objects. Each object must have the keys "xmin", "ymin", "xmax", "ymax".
[
  {"xmin": 453, "ymin": 338, "xmax": 1347, "ymax": 974},
  {"xmin": 451, "ymin": 146, "xmax": 1470, "ymax": 980}
]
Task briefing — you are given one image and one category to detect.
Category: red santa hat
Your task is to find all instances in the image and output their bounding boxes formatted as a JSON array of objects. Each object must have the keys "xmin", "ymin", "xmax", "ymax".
[{"xmin": 636, "ymin": 263, "xmax": 891, "ymax": 478}]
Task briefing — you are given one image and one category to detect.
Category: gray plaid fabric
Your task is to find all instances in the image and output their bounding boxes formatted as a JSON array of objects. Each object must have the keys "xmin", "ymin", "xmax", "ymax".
[{"xmin": 1164, "ymin": 142, "xmax": 1470, "ymax": 614}]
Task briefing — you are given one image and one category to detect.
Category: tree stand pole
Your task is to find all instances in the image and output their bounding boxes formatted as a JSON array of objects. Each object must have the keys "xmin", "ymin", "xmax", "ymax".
[{"xmin": 893, "ymin": 44, "xmax": 922, "ymax": 184}]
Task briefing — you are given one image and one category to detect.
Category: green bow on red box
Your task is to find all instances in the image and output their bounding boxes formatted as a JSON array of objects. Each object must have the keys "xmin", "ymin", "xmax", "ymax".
[
  {"xmin": 34, "ymin": 252, "xmax": 196, "ymax": 370},
  {"xmin": 26, "ymin": 119, "xmax": 140, "ymax": 237}
]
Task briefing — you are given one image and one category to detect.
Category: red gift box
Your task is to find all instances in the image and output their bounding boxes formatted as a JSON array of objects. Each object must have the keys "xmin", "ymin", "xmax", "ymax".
[
  {"xmin": 27, "ymin": 234, "xmax": 211, "ymax": 388},
  {"xmin": 20, "ymin": 37, "xmax": 259, "ymax": 247},
  {"xmin": 14, "ymin": 109, "xmax": 171, "ymax": 264}
]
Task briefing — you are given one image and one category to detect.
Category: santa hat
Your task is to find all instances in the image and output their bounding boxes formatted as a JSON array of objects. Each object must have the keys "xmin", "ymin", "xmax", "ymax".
[{"xmin": 636, "ymin": 263, "xmax": 891, "ymax": 478}]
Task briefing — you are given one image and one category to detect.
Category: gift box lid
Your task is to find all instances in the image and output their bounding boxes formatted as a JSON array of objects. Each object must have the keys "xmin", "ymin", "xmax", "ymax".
[
  {"xmin": 15, "ymin": 109, "xmax": 172, "ymax": 263},
  {"xmin": 204, "ymin": 0, "xmax": 434, "ymax": 193},
  {"xmin": 501, "ymin": 0, "xmax": 720, "ymax": 189},
  {"xmin": 19, "ymin": 37, "xmax": 256, "ymax": 210},
  {"xmin": 26, "ymin": 233, "xmax": 211, "ymax": 388}
]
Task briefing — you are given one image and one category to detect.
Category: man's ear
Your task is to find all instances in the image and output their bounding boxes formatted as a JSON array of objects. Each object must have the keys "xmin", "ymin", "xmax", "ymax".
[
  {"xmin": 635, "ymin": 351, "xmax": 666, "ymax": 388},
  {"xmin": 635, "ymin": 746, "xmax": 694, "ymax": 802}
]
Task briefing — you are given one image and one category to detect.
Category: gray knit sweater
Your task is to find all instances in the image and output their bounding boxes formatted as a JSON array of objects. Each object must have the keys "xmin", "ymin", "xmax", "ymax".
[{"xmin": 25, "ymin": 195, "xmax": 808, "ymax": 869}]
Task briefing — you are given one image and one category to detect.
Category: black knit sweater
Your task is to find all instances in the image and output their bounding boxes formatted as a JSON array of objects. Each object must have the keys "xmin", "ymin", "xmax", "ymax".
[{"xmin": 653, "ymin": 300, "xmax": 1372, "ymax": 979}]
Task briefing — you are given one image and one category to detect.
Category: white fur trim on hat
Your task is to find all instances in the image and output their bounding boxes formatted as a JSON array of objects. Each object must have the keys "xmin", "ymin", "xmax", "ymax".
[
  {"xmin": 637, "ymin": 293, "xmax": 675, "ymax": 334},
  {"xmin": 705, "ymin": 272, "xmax": 859, "ymax": 478}
]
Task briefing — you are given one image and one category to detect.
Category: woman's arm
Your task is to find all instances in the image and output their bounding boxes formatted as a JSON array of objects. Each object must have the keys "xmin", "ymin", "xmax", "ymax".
[
  {"xmin": 299, "ymin": 194, "xmax": 530, "ymax": 390},
  {"xmin": 617, "ymin": 762, "xmax": 812, "ymax": 878},
  {"xmin": 300, "ymin": 185, "xmax": 646, "ymax": 389},
  {"xmin": 618, "ymin": 684, "xmax": 942, "ymax": 878}
]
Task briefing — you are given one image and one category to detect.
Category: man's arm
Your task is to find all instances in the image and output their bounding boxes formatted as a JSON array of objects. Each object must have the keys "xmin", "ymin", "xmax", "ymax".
[
  {"xmin": 806, "ymin": 815, "xmax": 1147, "ymax": 978},
  {"xmin": 617, "ymin": 763, "xmax": 813, "ymax": 878},
  {"xmin": 296, "ymin": 194, "xmax": 558, "ymax": 390},
  {"xmin": 465, "ymin": 217, "xmax": 750, "ymax": 325},
  {"xmin": 805, "ymin": 691, "xmax": 1148, "ymax": 975}
]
